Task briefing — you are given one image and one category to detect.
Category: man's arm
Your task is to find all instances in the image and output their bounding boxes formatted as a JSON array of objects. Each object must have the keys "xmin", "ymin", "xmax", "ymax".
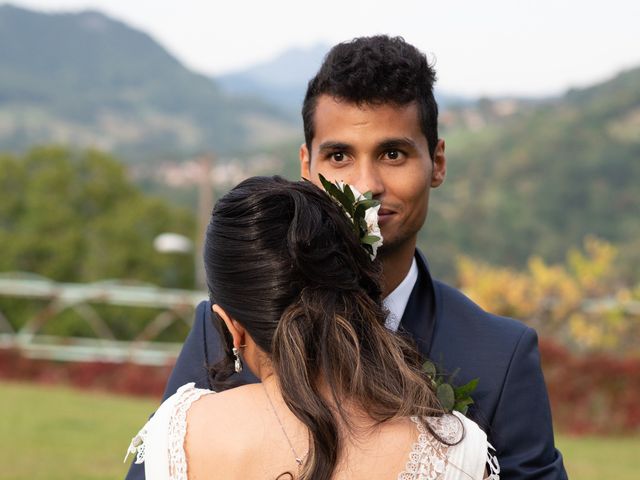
[{"xmin": 490, "ymin": 327, "xmax": 567, "ymax": 479}]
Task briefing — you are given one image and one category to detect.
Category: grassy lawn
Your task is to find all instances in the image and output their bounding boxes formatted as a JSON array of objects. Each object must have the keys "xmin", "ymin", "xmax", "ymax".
[
  {"xmin": 0, "ymin": 381, "xmax": 157, "ymax": 480},
  {"xmin": 556, "ymin": 434, "xmax": 640, "ymax": 479},
  {"xmin": 2, "ymin": 380, "xmax": 639, "ymax": 479}
]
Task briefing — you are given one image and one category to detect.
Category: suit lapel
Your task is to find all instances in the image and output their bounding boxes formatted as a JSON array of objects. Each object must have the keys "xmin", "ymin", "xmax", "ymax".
[{"xmin": 398, "ymin": 250, "xmax": 437, "ymax": 358}]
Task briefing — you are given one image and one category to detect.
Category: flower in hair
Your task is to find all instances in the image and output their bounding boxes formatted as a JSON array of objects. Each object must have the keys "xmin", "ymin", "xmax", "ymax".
[{"xmin": 318, "ymin": 174, "xmax": 383, "ymax": 260}]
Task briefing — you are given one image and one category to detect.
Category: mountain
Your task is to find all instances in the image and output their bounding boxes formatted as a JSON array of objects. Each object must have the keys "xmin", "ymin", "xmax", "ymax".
[
  {"xmin": 0, "ymin": 4, "xmax": 297, "ymax": 160},
  {"xmin": 215, "ymin": 44, "xmax": 474, "ymax": 120},
  {"xmin": 216, "ymin": 44, "xmax": 329, "ymax": 120}
]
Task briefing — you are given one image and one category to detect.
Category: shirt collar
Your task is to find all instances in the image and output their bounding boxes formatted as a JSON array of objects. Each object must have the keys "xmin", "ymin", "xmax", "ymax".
[{"xmin": 383, "ymin": 257, "xmax": 418, "ymax": 331}]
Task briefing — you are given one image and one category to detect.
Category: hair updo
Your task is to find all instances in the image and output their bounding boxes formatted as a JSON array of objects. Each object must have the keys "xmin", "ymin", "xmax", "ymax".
[
  {"xmin": 204, "ymin": 176, "xmax": 446, "ymax": 480},
  {"xmin": 204, "ymin": 175, "xmax": 383, "ymax": 357}
]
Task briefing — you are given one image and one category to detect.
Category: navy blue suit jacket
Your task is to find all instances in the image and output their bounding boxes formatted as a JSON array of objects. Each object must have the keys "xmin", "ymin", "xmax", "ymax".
[{"xmin": 126, "ymin": 250, "xmax": 566, "ymax": 479}]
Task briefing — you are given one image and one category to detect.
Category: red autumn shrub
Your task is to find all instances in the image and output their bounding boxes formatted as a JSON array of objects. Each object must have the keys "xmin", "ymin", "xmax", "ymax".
[
  {"xmin": 2, "ymin": 340, "xmax": 640, "ymax": 434},
  {"xmin": 539, "ymin": 338, "xmax": 640, "ymax": 434},
  {"xmin": 0, "ymin": 348, "xmax": 173, "ymax": 398}
]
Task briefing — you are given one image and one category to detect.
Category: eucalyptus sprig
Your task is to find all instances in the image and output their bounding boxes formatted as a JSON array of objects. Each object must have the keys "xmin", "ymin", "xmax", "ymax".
[
  {"xmin": 422, "ymin": 360, "xmax": 478, "ymax": 415},
  {"xmin": 318, "ymin": 174, "xmax": 383, "ymax": 259}
]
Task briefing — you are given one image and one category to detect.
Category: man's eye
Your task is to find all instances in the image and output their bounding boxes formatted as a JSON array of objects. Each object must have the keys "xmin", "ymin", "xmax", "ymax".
[
  {"xmin": 331, "ymin": 152, "xmax": 345, "ymax": 162},
  {"xmin": 386, "ymin": 150, "xmax": 402, "ymax": 160}
]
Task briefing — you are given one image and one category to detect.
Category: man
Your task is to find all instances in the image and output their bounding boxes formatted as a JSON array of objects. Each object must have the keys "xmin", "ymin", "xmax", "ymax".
[{"xmin": 127, "ymin": 36, "xmax": 566, "ymax": 479}]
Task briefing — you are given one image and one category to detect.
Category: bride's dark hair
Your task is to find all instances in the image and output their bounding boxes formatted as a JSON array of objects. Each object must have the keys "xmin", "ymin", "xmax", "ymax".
[{"xmin": 205, "ymin": 176, "xmax": 451, "ymax": 480}]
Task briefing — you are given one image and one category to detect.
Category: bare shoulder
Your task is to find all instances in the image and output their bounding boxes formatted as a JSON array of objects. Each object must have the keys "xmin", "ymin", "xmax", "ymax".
[
  {"xmin": 186, "ymin": 383, "xmax": 265, "ymax": 441},
  {"xmin": 184, "ymin": 384, "xmax": 266, "ymax": 478}
]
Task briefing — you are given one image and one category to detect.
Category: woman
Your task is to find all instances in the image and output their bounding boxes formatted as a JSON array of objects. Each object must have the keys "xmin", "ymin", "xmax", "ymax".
[{"xmin": 126, "ymin": 176, "xmax": 499, "ymax": 479}]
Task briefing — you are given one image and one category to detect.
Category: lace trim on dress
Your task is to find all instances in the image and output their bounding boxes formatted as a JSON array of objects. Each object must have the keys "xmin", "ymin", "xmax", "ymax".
[
  {"xmin": 397, "ymin": 415, "xmax": 462, "ymax": 480},
  {"xmin": 124, "ymin": 382, "xmax": 214, "ymax": 480},
  {"xmin": 485, "ymin": 443, "xmax": 500, "ymax": 480},
  {"xmin": 124, "ymin": 425, "xmax": 148, "ymax": 465},
  {"xmin": 167, "ymin": 383, "xmax": 212, "ymax": 480}
]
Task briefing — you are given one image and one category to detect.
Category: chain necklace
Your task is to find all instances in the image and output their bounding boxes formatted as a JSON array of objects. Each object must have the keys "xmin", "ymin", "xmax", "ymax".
[{"xmin": 261, "ymin": 382, "xmax": 307, "ymax": 467}]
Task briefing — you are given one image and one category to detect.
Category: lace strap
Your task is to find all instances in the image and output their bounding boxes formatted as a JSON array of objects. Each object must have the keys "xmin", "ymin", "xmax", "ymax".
[
  {"xmin": 484, "ymin": 443, "xmax": 500, "ymax": 480},
  {"xmin": 124, "ymin": 382, "xmax": 215, "ymax": 480},
  {"xmin": 167, "ymin": 383, "xmax": 213, "ymax": 480},
  {"xmin": 397, "ymin": 415, "xmax": 460, "ymax": 480}
]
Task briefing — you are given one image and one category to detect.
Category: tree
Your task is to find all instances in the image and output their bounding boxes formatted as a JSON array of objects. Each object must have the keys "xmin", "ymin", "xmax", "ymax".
[
  {"xmin": 0, "ymin": 146, "xmax": 196, "ymax": 288},
  {"xmin": 456, "ymin": 237, "xmax": 639, "ymax": 354}
]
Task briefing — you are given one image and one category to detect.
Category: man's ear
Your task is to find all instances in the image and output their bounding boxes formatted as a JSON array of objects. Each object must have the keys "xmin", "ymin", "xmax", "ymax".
[
  {"xmin": 431, "ymin": 139, "xmax": 447, "ymax": 188},
  {"xmin": 300, "ymin": 142, "xmax": 311, "ymax": 180},
  {"xmin": 212, "ymin": 304, "xmax": 245, "ymax": 349}
]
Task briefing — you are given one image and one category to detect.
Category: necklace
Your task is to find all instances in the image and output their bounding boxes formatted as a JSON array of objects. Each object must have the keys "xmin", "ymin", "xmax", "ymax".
[{"xmin": 262, "ymin": 382, "xmax": 307, "ymax": 467}]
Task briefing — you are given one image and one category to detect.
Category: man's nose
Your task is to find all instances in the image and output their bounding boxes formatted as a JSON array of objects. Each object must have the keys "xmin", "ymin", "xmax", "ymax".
[{"xmin": 355, "ymin": 162, "xmax": 384, "ymax": 198}]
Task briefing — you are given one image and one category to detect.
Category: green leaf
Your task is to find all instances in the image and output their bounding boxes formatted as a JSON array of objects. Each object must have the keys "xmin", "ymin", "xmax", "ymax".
[
  {"xmin": 422, "ymin": 360, "xmax": 437, "ymax": 377},
  {"xmin": 363, "ymin": 191, "xmax": 373, "ymax": 200},
  {"xmin": 318, "ymin": 173, "xmax": 333, "ymax": 192},
  {"xmin": 361, "ymin": 234, "xmax": 381, "ymax": 245},
  {"xmin": 343, "ymin": 183, "xmax": 356, "ymax": 204},
  {"xmin": 453, "ymin": 378, "xmax": 479, "ymax": 397},
  {"xmin": 359, "ymin": 216, "xmax": 368, "ymax": 230},
  {"xmin": 319, "ymin": 174, "xmax": 353, "ymax": 215},
  {"xmin": 453, "ymin": 395, "xmax": 474, "ymax": 413},
  {"xmin": 355, "ymin": 199, "xmax": 380, "ymax": 210},
  {"xmin": 436, "ymin": 383, "xmax": 455, "ymax": 412},
  {"xmin": 354, "ymin": 204, "xmax": 367, "ymax": 224},
  {"xmin": 454, "ymin": 401, "xmax": 470, "ymax": 415}
]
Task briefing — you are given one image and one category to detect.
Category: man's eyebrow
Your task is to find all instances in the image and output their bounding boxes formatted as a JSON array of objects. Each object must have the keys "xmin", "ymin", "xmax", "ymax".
[
  {"xmin": 378, "ymin": 137, "xmax": 417, "ymax": 150},
  {"xmin": 318, "ymin": 141, "xmax": 351, "ymax": 151}
]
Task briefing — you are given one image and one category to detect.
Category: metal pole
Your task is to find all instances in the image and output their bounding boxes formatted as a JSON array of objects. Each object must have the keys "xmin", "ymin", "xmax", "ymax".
[{"xmin": 195, "ymin": 153, "xmax": 214, "ymax": 290}]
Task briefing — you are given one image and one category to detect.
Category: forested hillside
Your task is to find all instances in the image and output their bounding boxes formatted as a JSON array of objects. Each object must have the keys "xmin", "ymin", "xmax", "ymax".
[
  {"xmin": 422, "ymin": 67, "xmax": 640, "ymax": 278},
  {"xmin": 0, "ymin": 5, "xmax": 296, "ymax": 160}
]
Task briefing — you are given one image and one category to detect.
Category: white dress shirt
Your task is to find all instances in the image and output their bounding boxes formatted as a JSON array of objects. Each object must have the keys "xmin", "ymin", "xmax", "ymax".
[{"xmin": 383, "ymin": 257, "xmax": 418, "ymax": 332}]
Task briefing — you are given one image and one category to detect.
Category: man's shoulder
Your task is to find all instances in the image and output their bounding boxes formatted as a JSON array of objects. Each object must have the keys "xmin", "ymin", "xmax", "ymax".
[
  {"xmin": 194, "ymin": 299, "xmax": 211, "ymax": 320},
  {"xmin": 433, "ymin": 279, "xmax": 529, "ymax": 333},
  {"xmin": 188, "ymin": 300, "xmax": 214, "ymax": 340}
]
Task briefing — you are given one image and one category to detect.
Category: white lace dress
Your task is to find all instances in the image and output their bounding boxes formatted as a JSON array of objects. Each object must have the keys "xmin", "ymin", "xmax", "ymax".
[{"xmin": 125, "ymin": 383, "xmax": 500, "ymax": 480}]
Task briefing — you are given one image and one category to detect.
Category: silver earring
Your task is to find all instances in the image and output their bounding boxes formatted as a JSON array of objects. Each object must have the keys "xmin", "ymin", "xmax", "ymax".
[{"xmin": 232, "ymin": 347, "xmax": 243, "ymax": 373}]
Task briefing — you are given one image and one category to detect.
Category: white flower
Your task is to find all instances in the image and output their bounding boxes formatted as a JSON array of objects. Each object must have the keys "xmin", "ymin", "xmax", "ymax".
[
  {"xmin": 364, "ymin": 203, "xmax": 383, "ymax": 259},
  {"xmin": 337, "ymin": 181, "xmax": 383, "ymax": 259},
  {"xmin": 321, "ymin": 176, "xmax": 383, "ymax": 260}
]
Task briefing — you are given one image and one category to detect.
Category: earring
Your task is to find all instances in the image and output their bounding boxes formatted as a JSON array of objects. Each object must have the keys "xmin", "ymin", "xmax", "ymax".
[{"xmin": 232, "ymin": 347, "xmax": 243, "ymax": 373}]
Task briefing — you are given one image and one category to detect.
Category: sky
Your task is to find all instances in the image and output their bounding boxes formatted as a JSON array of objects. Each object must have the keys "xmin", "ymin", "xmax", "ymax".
[{"xmin": 8, "ymin": 0, "xmax": 640, "ymax": 96}]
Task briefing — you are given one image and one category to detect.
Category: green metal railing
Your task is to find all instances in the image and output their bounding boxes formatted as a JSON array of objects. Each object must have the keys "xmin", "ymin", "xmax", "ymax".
[{"xmin": 0, "ymin": 272, "xmax": 208, "ymax": 365}]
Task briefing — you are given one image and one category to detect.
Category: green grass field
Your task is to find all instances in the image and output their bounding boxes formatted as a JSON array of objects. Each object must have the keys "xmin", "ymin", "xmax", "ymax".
[
  {"xmin": 1, "ymin": 381, "xmax": 638, "ymax": 479},
  {"xmin": 0, "ymin": 381, "xmax": 156, "ymax": 480}
]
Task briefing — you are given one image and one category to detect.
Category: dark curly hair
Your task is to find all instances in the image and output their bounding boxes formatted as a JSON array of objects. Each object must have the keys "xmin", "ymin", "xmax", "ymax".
[{"xmin": 302, "ymin": 35, "xmax": 439, "ymax": 159}]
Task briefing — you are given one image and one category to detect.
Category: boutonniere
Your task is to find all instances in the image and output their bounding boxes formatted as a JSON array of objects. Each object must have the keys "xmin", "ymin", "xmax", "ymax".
[
  {"xmin": 318, "ymin": 174, "xmax": 383, "ymax": 260},
  {"xmin": 422, "ymin": 360, "xmax": 478, "ymax": 415}
]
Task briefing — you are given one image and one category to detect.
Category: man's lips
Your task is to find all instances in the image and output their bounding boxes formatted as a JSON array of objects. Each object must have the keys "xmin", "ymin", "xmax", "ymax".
[{"xmin": 377, "ymin": 207, "xmax": 396, "ymax": 224}]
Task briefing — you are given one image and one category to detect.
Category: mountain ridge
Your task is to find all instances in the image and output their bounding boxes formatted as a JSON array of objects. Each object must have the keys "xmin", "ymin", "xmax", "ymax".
[{"xmin": 0, "ymin": 4, "xmax": 297, "ymax": 160}]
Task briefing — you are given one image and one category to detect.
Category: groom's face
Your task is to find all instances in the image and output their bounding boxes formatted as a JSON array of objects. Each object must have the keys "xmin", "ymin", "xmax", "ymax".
[{"xmin": 300, "ymin": 95, "xmax": 446, "ymax": 254}]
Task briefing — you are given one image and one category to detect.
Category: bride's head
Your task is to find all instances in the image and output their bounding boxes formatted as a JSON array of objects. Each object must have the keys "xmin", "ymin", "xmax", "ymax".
[
  {"xmin": 204, "ymin": 175, "xmax": 444, "ymax": 479},
  {"xmin": 205, "ymin": 175, "xmax": 386, "ymax": 377}
]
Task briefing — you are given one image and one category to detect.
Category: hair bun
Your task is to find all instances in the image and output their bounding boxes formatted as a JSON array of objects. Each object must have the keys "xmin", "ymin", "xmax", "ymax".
[{"xmin": 285, "ymin": 187, "xmax": 362, "ymax": 292}]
